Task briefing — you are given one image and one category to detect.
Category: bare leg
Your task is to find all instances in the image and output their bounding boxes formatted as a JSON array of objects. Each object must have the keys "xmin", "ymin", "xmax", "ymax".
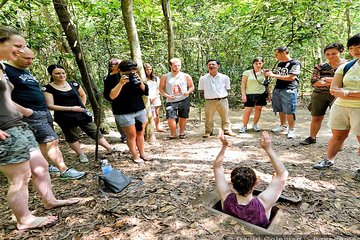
[
  {"xmin": 309, "ymin": 115, "xmax": 324, "ymax": 138},
  {"xmin": 327, "ymin": 129, "xmax": 349, "ymax": 161},
  {"xmin": 179, "ymin": 117, "xmax": 187, "ymax": 136},
  {"xmin": 123, "ymin": 125, "xmax": 139, "ymax": 160},
  {"xmin": 167, "ymin": 118, "xmax": 177, "ymax": 137},
  {"xmin": 0, "ymin": 160, "xmax": 57, "ymax": 230},
  {"xmin": 136, "ymin": 122, "xmax": 147, "ymax": 158},
  {"xmin": 29, "ymin": 149, "xmax": 79, "ymax": 209},
  {"xmin": 279, "ymin": 112, "xmax": 287, "ymax": 126},
  {"xmin": 253, "ymin": 106, "xmax": 263, "ymax": 125},
  {"xmin": 154, "ymin": 106, "xmax": 165, "ymax": 131},
  {"xmin": 242, "ymin": 107, "xmax": 252, "ymax": 127},
  {"xmin": 68, "ymin": 141, "xmax": 84, "ymax": 156},
  {"xmin": 39, "ymin": 140, "xmax": 67, "ymax": 172},
  {"xmin": 286, "ymin": 114, "xmax": 295, "ymax": 129},
  {"xmin": 98, "ymin": 137, "xmax": 112, "ymax": 151}
]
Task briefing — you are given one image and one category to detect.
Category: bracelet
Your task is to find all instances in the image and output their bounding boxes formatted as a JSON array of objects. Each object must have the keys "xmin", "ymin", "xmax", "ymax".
[{"xmin": 343, "ymin": 90, "xmax": 350, "ymax": 97}]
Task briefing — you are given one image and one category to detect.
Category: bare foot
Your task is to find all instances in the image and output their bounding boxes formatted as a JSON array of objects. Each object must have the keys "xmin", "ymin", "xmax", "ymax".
[
  {"xmin": 17, "ymin": 215, "xmax": 58, "ymax": 231},
  {"xmin": 44, "ymin": 198, "xmax": 80, "ymax": 210}
]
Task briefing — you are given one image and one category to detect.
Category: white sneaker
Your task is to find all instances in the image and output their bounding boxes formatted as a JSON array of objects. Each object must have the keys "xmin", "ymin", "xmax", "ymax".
[
  {"xmin": 239, "ymin": 126, "xmax": 247, "ymax": 133},
  {"xmin": 287, "ymin": 129, "xmax": 296, "ymax": 139},
  {"xmin": 253, "ymin": 124, "xmax": 260, "ymax": 132},
  {"xmin": 79, "ymin": 154, "xmax": 89, "ymax": 163},
  {"xmin": 272, "ymin": 125, "xmax": 288, "ymax": 133}
]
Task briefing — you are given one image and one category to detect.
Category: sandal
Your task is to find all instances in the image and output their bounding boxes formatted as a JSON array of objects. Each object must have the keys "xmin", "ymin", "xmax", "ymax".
[
  {"xmin": 166, "ymin": 136, "xmax": 177, "ymax": 140},
  {"xmin": 179, "ymin": 134, "xmax": 187, "ymax": 139}
]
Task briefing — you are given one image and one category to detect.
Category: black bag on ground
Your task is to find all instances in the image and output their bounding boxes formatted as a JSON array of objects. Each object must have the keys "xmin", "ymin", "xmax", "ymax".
[{"xmin": 99, "ymin": 169, "xmax": 132, "ymax": 193}]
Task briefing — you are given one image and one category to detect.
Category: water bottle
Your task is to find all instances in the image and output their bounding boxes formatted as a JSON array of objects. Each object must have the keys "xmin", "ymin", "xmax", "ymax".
[{"xmin": 101, "ymin": 159, "xmax": 112, "ymax": 174}]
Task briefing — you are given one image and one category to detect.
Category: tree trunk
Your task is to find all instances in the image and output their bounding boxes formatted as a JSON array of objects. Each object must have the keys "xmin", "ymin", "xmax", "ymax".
[
  {"xmin": 0, "ymin": 0, "xmax": 9, "ymax": 9},
  {"xmin": 161, "ymin": 0, "xmax": 174, "ymax": 65},
  {"xmin": 121, "ymin": 0, "xmax": 155, "ymax": 142},
  {"xmin": 52, "ymin": 0, "xmax": 103, "ymax": 160}
]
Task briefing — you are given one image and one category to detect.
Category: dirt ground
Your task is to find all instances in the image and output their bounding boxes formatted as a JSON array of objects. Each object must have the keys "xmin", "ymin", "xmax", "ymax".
[{"xmin": 0, "ymin": 107, "xmax": 359, "ymax": 239}]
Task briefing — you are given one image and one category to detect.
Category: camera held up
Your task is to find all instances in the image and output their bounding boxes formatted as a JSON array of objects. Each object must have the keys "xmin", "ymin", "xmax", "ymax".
[
  {"xmin": 128, "ymin": 72, "xmax": 141, "ymax": 85},
  {"xmin": 119, "ymin": 59, "xmax": 141, "ymax": 86}
]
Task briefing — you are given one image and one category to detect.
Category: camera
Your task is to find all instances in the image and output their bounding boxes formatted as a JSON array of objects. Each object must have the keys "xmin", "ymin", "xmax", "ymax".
[{"xmin": 128, "ymin": 72, "xmax": 141, "ymax": 85}]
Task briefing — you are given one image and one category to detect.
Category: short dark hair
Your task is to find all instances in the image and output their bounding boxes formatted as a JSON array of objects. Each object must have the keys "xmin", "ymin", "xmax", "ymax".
[
  {"xmin": 323, "ymin": 43, "xmax": 344, "ymax": 54},
  {"xmin": 231, "ymin": 167, "xmax": 257, "ymax": 197},
  {"xmin": 119, "ymin": 60, "xmax": 137, "ymax": 72},
  {"xmin": 275, "ymin": 46, "xmax": 289, "ymax": 54},
  {"xmin": 207, "ymin": 59, "xmax": 220, "ymax": 65},
  {"xmin": 347, "ymin": 33, "xmax": 360, "ymax": 48}
]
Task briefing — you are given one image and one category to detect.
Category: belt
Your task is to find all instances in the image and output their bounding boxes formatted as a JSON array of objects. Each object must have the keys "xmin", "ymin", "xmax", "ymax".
[{"xmin": 206, "ymin": 97, "xmax": 227, "ymax": 101}]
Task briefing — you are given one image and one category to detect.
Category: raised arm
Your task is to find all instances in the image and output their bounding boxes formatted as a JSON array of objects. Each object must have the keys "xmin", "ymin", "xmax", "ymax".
[
  {"xmin": 213, "ymin": 131, "xmax": 233, "ymax": 204},
  {"xmin": 257, "ymin": 131, "xmax": 288, "ymax": 212}
]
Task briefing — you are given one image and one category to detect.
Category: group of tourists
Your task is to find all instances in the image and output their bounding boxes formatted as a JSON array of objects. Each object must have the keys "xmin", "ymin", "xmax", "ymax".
[{"xmin": 1, "ymin": 24, "xmax": 359, "ymax": 231}]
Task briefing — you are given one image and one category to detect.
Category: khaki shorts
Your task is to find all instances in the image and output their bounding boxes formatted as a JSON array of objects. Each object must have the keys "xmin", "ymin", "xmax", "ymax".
[
  {"xmin": 328, "ymin": 104, "xmax": 360, "ymax": 135},
  {"xmin": 0, "ymin": 125, "xmax": 38, "ymax": 166}
]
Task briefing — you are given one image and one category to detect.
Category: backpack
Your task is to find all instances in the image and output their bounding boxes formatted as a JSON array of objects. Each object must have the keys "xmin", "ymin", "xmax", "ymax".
[{"xmin": 343, "ymin": 59, "xmax": 358, "ymax": 76}]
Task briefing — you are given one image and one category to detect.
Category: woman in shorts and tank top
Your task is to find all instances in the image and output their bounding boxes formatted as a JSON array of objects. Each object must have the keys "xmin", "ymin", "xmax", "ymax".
[
  {"xmin": 0, "ymin": 26, "xmax": 79, "ymax": 231},
  {"xmin": 213, "ymin": 131, "xmax": 288, "ymax": 228},
  {"xmin": 239, "ymin": 57, "xmax": 270, "ymax": 133}
]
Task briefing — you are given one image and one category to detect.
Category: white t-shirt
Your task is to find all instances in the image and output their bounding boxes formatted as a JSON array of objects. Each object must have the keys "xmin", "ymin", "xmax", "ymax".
[{"xmin": 198, "ymin": 72, "xmax": 230, "ymax": 99}]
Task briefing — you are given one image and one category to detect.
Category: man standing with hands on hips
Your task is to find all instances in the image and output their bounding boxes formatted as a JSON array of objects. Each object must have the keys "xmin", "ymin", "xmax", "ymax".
[
  {"xmin": 265, "ymin": 46, "xmax": 301, "ymax": 139},
  {"xmin": 159, "ymin": 58, "xmax": 194, "ymax": 139},
  {"xmin": 198, "ymin": 59, "xmax": 237, "ymax": 138}
]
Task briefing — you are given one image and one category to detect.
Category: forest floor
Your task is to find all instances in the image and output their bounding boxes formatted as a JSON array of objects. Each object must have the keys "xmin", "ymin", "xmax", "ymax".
[{"xmin": 0, "ymin": 107, "xmax": 359, "ymax": 239}]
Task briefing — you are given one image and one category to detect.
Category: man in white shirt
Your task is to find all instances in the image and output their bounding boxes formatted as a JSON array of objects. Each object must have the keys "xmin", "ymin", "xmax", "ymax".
[{"xmin": 198, "ymin": 59, "xmax": 237, "ymax": 138}]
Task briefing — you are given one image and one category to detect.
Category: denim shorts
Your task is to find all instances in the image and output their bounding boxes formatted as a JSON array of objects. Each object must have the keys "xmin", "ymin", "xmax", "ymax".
[
  {"xmin": 165, "ymin": 97, "xmax": 190, "ymax": 119},
  {"xmin": 23, "ymin": 110, "xmax": 58, "ymax": 144},
  {"xmin": 114, "ymin": 109, "xmax": 147, "ymax": 128},
  {"xmin": 0, "ymin": 125, "xmax": 38, "ymax": 166},
  {"xmin": 272, "ymin": 88, "xmax": 297, "ymax": 114}
]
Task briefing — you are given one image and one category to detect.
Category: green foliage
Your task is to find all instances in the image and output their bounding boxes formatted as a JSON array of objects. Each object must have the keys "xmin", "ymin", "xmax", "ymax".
[{"xmin": 0, "ymin": 0, "xmax": 359, "ymax": 105}]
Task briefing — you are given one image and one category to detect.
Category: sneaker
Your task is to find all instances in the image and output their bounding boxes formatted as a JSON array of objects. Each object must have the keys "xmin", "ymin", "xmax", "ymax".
[
  {"xmin": 224, "ymin": 130, "xmax": 237, "ymax": 137},
  {"xmin": 287, "ymin": 129, "xmax": 296, "ymax": 139},
  {"xmin": 79, "ymin": 154, "xmax": 89, "ymax": 163},
  {"xmin": 253, "ymin": 124, "xmax": 260, "ymax": 132},
  {"xmin": 272, "ymin": 125, "xmax": 288, "ymax": 133},
  {"xmin": 238, "ymin": 126, "xmax": 247, "ymax": 133},
  {"xmin": 48, "ymin": 165, "xmax": 60, "ymax": 173},
  {"xmin": 60, "ymin": 168, "xmax": 85, "ymax": 180},
  {"xmin": 313, "ymin": 159, "xmax": 334, "ymax": 170},
  {"xmin": 133, "ymin": 158, "xmax": 144, "ymax": 164},
  {"xmin": 300, "ymin": 136, "xmax": 316, "ymax": 145}
]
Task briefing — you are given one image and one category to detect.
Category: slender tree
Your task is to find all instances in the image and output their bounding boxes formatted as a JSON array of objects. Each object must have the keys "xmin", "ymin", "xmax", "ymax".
[
  {"xmin": 121, "ymin": 0, "xmax": 155, "ymax": 142},
  {"xmin": 161, "ymin": 0, "xmax": 174, "ymax": 65},
  {"xmin": 52, "ymin": 0, "xmax": 103, "ymax": 160}
]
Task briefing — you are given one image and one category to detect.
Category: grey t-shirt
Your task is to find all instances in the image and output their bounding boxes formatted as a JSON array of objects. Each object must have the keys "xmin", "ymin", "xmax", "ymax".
[{"xmin": 0, "ymin": 65, "xmax": 23, "ymax": 130}]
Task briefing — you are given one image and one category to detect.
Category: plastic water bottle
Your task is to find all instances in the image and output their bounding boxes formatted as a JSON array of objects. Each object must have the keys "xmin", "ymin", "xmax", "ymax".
[{"xmin": 101, "ymin": 159, "xmax": 112, "ymax": 174}]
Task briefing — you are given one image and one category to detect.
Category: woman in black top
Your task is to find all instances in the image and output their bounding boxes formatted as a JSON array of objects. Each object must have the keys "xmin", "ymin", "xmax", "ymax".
[
  {"xmin": 44, "ymin": 64, "xmax": 113, "ymax": 163},
  {"xmin": 103, "ymin": 60, "xmax": 150, "ymax": 163}
]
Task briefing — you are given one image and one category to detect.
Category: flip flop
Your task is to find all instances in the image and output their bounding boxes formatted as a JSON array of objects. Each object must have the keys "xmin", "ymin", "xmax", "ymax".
[
  {"xmin": 44, "ymin": 198, "xmax": 80, "ymax": 210},
  {"xmin": 179, "ymin": 134, "xmax": 187, "ymax": 139},
  {"xmin": 166, "ymin": 136, "xmax": 177, "ymax": 140},
  {"xmin": 17, "ymin": 216, "xmax": 58, "ymax": 231}
]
